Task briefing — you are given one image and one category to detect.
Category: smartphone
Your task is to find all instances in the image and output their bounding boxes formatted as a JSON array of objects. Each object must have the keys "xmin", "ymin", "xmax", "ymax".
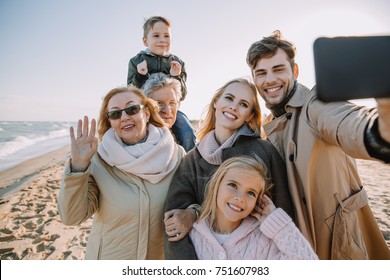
[{"xmin": 313, "ymin": 36, "xmax": 390, "ymax": 102}]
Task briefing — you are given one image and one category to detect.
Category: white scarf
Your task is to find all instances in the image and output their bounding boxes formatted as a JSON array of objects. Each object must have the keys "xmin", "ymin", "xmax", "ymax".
[{"xmin": 98, "ymin": 125, "xmax": 180, "ymax": 184}]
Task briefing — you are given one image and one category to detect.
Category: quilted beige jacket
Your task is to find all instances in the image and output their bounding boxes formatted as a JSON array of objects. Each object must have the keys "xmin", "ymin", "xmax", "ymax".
[{"xmin": 58, "ymin": 148, "xmax": 184, "ymax": 260}]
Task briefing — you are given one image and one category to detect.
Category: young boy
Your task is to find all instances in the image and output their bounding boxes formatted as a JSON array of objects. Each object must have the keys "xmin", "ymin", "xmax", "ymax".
[{"xmin": 127, "ymin": 16, "xmax": 195, "ymax": 151}]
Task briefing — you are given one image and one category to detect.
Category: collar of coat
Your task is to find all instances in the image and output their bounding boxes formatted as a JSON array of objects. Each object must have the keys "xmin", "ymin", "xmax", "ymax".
[
  {"xmin": 270, "ymin": 82, "xmax": 310, "ymax": 118},
  {"xmin": 262, "ymin": 83, "xmax": 311, "ymax": 130},
  {"xmin": 141, "ymin": 48, "xmax": 172, "ymax": 58},
  {"xmin": 269, "ymin": 81, "xmax": 298, "ymax": 117},
  {"xmin": 286, "ymin": 83, "xmax": 310, "ymax": 109}
]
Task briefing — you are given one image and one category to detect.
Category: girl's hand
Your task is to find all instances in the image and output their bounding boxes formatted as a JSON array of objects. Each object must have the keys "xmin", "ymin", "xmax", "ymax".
[
  {"xmin": 69, "ymin": 116, "xmax": 98, "ymax": 172},
  {"xmin": 251, "ymin": 194, "xmax": 276, "ymax": 222},
  {"xmin": 170, "ymin": 61, "xmax": 182, "ymax": 77},
  {"xmin": 137, "ymin": 60, "xmax": 148, "ymax": 75}
]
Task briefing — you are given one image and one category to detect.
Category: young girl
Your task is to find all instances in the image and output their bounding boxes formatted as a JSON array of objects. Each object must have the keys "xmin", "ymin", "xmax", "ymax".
[{"xmin": 189, "ymin": 155, "xmax": 318, "ymax": 260}]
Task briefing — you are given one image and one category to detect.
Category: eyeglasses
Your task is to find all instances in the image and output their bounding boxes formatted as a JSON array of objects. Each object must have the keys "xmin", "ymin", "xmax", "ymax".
[
  {"xmin": 106, "ymin": 104, "xmax": 145, "ymax": 120},
  {"xmin": 157, "ymin": 102, "xmax": 178, "ymax": 111}
]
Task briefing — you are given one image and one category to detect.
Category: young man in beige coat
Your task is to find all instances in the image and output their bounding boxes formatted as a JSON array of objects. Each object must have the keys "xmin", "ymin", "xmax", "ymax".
[{"xmin": 246, "ymin": 30, "xmax": 390, "ymax": 260}]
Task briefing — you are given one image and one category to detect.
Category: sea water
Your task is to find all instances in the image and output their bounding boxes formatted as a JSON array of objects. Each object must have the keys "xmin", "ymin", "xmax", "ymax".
[{"xmin": 0, "ymin": 121, "xmax": 75, "ymax": 172}]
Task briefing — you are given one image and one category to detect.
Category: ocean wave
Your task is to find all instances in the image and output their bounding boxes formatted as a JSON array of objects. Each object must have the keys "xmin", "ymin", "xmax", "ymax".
[{"xmin": 0, "ymin": 128, "xmax": 69, "ymax": 158}]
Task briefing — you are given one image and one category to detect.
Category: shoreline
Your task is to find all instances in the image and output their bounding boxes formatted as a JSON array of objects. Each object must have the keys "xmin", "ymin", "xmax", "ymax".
[
  {"xmin": 0, "ymin": 147, "xmax": 389, "ymax": 259},
  {"xmin": 0, "ymin": 145, "xmax": 71, "ymax": 194}
]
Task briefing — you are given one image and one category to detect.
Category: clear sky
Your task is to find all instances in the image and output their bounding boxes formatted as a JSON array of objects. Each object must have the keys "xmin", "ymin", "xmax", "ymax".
[{"xmin": 0, "ymin": 0, "xmax": 389, "ymax": 122}]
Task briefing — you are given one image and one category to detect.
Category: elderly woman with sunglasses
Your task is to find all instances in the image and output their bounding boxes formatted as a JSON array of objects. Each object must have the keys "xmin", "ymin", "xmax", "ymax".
[{"xmin": 58, "ymin": 86, "xmax": 185, "ymax": 260}]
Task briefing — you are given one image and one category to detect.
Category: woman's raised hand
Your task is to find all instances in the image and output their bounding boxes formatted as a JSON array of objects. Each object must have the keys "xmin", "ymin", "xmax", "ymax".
[{"xmin": 69, "ymin": 116, "xmax": 98, "ymax": 172}]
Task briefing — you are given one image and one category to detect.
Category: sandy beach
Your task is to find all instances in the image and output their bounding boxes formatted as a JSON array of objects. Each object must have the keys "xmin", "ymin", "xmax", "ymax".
[
  {"xmin": 0, "ymin": 146, "xmax": 92, "ymax": 260},
  {"xmin": 0, "ymin": 146, "xmax": 389, "ymax": 260}
]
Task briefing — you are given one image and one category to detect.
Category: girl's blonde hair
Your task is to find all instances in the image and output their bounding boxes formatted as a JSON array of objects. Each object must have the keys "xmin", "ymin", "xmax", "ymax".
[
  {"xmin": 196, "ymin": 78, "xmax": 262, "ymax": 141},
  {"xmin": 199, "ymin": 155, "xmax": 272, "ymax": 227},
  {"xmin": 97, "ymin": 86, "xmax": 165, "ymax": 140}
]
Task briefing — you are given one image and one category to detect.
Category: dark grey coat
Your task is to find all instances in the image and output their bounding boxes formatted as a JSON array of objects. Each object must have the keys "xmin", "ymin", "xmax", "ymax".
[{"xmin": 164, "ymin": 130, "xmax": 295, "ymax": 259}]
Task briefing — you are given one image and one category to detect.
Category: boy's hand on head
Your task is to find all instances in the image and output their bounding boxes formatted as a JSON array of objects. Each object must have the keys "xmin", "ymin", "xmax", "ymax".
[
  {"xmin": 137, "ymin": 60, "xmax": 148, "ymax": 75},
  {"xmin": 251, "ymin": 194, "xmax": 276, "ymax": 223},
  {"xmin": 170, "ymin": 61, "xmax": 182, "ymax": 76}
]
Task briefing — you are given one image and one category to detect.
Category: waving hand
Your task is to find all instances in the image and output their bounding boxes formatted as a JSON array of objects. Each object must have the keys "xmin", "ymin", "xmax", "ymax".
[{"xmin": 69, "ymin": 116, "xmax": 98, "ymax": 172}]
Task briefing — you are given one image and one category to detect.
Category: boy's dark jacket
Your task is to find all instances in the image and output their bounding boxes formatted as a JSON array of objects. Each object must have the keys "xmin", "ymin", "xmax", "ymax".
[{"xmin": 127, "ymin": 49, "xmax": 187, "ymax": 100}]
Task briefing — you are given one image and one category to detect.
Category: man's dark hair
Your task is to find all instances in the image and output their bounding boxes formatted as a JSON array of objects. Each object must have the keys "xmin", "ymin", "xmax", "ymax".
[{"xmin": 246, "ymin": 30, "xmax": 296, "ymax": 70}]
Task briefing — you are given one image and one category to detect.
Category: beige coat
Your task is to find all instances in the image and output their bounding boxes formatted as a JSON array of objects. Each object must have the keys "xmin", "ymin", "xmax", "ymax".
[
  {"xmin": 58, "ymin": 149, "xmax": 184, "ymax": 260},
  {"xmin": 263, "ymin": 84, "xmax": 390, "ymax": 260}
]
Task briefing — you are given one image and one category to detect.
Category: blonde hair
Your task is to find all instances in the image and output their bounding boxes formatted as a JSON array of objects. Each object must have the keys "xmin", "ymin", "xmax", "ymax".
[
  {"xmin": 97, "ymin": 86, "xmax": 165, "ymax": 140},
  {"xmin": 196, "ymin": 78, "xmax": 262, "ymax": 141},
  {"xmin": 199, "ymin": 155, "xmax": 272, "ymax": 227}
]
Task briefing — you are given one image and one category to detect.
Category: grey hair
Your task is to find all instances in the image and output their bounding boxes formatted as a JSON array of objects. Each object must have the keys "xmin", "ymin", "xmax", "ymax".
[{"xmin": 143, "ymin": 73, "xmax": 182, "ymax": 102}]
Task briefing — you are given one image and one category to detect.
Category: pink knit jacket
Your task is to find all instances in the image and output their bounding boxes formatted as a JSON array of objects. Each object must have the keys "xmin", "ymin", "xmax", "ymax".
[{"xmin": 189, "ymin": 208, "xmax": 318, "ymax": 260}]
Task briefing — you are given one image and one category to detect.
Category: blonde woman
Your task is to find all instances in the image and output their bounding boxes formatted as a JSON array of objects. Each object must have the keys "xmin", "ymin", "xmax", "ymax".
[{"xmin": 164, "ymin": 78, "xmax": 294, "ymax": 259}]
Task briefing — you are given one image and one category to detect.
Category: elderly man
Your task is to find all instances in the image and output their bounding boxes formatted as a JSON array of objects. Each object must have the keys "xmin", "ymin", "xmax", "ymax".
[{"xmin": 143, "ymin": 73, "xmax": 196, "ymax": 151}]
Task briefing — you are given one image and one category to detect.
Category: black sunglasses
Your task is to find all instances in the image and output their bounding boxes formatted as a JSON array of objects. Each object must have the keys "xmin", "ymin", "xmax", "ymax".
[{"xmin": 106, "ymin": 104, "xmax": 145, "ymax": 120}]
